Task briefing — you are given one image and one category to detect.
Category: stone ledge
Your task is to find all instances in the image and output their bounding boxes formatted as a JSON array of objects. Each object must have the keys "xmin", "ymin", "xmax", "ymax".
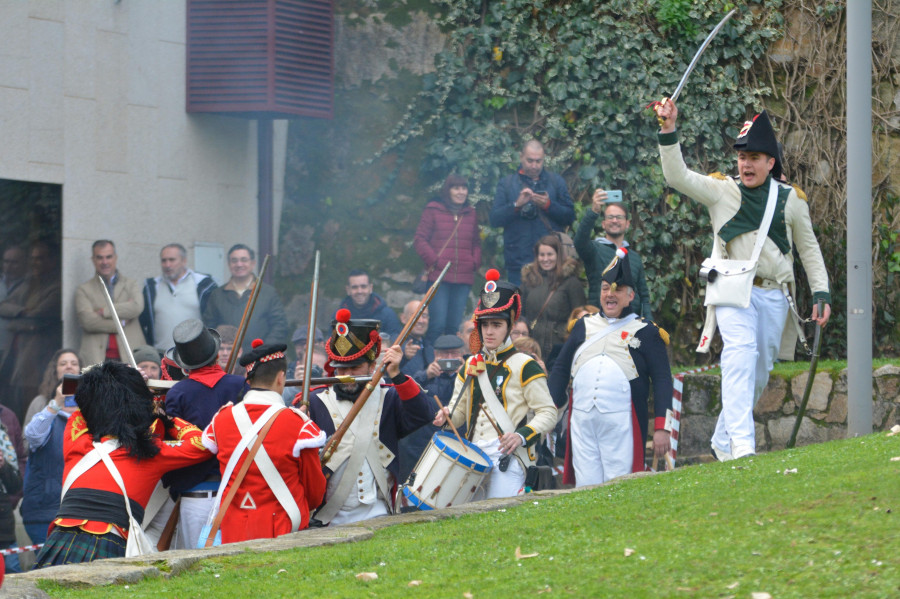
[{"xmin": 1, "ymin": 472, "xmax": 659, "ymax": 593}]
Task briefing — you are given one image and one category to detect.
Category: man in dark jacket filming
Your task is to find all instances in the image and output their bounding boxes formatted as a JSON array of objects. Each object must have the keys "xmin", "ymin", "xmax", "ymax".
[{"xmin": 490, "ymin": 140, "xmax": 575, "ymax": 285}]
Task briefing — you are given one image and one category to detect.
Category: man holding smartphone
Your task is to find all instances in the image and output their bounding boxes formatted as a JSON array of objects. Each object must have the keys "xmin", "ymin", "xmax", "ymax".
[
  {"xmin": 573, "ymin": 189, "xmax": 654, "ymax": 319},
  {"xmin": 490, "ymin": 140, "xmax": 575, "ymax": 285}
]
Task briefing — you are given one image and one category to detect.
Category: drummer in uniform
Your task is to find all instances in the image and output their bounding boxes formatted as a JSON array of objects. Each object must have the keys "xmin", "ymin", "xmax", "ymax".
[
  {"xmin": 434, "ymin": 269, "xmax": 558, "ymax": 499},
  {"xmin": 304, "ymin": 309, "xmax": 434, "ymax": 526}
]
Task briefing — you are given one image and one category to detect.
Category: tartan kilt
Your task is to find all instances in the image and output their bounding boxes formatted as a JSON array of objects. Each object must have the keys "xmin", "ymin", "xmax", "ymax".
[{"xmin": 34, "ymin": 526, "xmax": 126, "ymax": 568}]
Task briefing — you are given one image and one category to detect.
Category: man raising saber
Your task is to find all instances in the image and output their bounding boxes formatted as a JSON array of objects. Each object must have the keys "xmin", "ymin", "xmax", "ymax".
[{"xmin": 654, "ymin": 100, "xmax": 831, "ymax": 460}]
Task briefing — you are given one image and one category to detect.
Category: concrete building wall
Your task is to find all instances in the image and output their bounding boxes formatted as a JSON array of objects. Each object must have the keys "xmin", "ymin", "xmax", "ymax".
[{"xmin": 0, "ymin": 1, "xmax": 287, "ymax": 348}]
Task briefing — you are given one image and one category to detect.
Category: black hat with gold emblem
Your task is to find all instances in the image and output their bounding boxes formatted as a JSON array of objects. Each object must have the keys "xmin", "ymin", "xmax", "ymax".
[
  {"xmin": 733, "ymin": 110, "xmax": 782, "ymax": 179},
  {"xmin": 601, "ymin": 247, "xmax": 634, "ymax": 291},
  {"xmin": 469, "ymin": 269, "xmax": 522, "ymax": 352},
  {"xmin": 325, "ymin": 309, "xmax": 382, "ymax": 369}
]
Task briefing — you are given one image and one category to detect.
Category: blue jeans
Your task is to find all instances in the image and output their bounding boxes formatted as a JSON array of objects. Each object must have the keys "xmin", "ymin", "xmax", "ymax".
[
  {"xmin": 24, "ymin": 523, "xmax": 49, "ymax": 546},
  {"xmin": 426, "ymin": 282, "xmax": 471, "ymax": 343}
]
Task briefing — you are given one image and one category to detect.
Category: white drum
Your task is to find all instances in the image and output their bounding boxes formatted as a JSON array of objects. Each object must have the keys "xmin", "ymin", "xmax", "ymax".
[{"xmin": 402, "ymin": 431, "xmax": 493, "ymax": 510}]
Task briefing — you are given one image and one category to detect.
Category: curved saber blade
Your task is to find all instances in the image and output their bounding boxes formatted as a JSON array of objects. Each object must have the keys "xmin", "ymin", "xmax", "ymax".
[{"xmin": 670, "ymin": 8, "xmax": 738, "ymax": 102}]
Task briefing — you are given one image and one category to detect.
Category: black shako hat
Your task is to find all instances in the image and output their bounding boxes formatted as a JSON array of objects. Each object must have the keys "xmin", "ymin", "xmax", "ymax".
[
  {"xmin": 169, "ymin": 319, "xmax": 221, "ymax": 370},
  {"xmin": 601, "ymin": 247, "xmax": 634, "ymax": 291},
  {"xmin": 325, "ymin": 309, "xmax": 381, "ymax": 369},
  {"xmin": 474, "ymin": 269, "xmax": 522, "ymax": 325},
  {"xmin": 469, "ymin": 269, "xmax": 522, "ymax": 353},
  {"xmin": 240, "ymin": 339, "xmax": 287, "ymax": 377},
  {"xmin": 733, "ymin": 110, "xmax": 782, "ymax": 179}
]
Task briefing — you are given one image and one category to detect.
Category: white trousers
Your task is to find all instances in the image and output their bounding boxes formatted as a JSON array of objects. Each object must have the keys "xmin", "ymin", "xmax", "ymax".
[
  {"xmin": 570, "ymin": 406, "xmax": 633, "ymax": 486},
  {"xmin": 175, "ymin": 495, "xmax": 216, "ymax": 550},
  {"xmin": 472, "ymin": 438, "xmax": 525, "ymax": 500},
  {"xmin": 713, "ymin": 287, "xmax": 788, "ymax": 457}
]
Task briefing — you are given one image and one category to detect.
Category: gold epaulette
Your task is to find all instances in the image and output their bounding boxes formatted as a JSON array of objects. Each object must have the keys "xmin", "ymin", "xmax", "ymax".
[
  {"xmin": 708, "ymin": 172, "xmax": 729, "ymax": 180},
  {"xmin": 657, "ymin": 324, "xmax": 670, "ymax": 346},
  {"xmin": 791, "ymin": 184, "xmax": 808, "ymax": 201}
]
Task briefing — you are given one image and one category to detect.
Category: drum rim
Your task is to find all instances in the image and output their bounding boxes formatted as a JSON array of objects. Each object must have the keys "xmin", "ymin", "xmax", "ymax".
[{"xmin": 433, "ymin": 431, "xmax": 493, "ymax": 472}]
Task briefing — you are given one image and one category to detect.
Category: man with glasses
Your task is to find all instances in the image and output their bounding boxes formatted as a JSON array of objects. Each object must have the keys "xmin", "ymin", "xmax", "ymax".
[
  {"xmin": 202, "ymin": 244, "xmax": 288, "ymax": 355},
  {"xmin": 573, "ymin": 190, "xmax": 653, "ymax": 319}
]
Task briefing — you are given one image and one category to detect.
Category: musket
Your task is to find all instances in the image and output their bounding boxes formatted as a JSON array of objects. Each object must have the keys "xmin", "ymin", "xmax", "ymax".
[
  {"xmin": 320, "ymin": 262, "xmax": 452, "ymax": 465},
  {"xmin": 298, "ymin": 251, "xmax": 321, "ymax": 408},
  {"xmin": 649, "ymin": 8, "xmax": 738, "ymax": 124},
  {"xmin": 787, "ymin": 299, "xmax": 825, "ymax": 449},
  {"xmin": 225, "ymin": 254, "xmax": 271, "ymax": 374},
  {"xmin": 97, "ymin": 274, "xmax": 137, "ymax": 368},
  {"xmin": 285, "ymin": 375, "xmax": 373, "ymax": 388},
  {"xmin": 62, "ymin": 372, "xmax": 175, "ymax": 395}
]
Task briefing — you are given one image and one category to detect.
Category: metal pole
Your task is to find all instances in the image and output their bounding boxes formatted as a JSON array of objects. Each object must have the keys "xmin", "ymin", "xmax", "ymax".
[
  {"xmin": 846, "ymin": 1, "xmax": 873, "ymax": 437},
  {"xmin": 258, "ymin": 118, "xmax": 274, "ymax": 285}
]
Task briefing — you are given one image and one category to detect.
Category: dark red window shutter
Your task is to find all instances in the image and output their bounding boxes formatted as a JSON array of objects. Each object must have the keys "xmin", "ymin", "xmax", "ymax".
[{"xmin": 186, "ymin": 0, "xmax": 333, "ymax": 119}]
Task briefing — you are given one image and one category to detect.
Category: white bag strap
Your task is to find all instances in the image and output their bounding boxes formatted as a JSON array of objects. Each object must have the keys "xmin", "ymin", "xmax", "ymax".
[
  {"xmin": 475, "ymin": 369, "xmax": 531, "ymax": 467},
  {"xmin": 94, "ymin": 441, "xmax": 138, "ymax": 525},
  {"xmin": 232, "ymin": 404, "xmax": 303, "ymax": 532},
  {"xmin": 211, "ymin": 403, "xmax": 282, "ymax": 511},
  {"xmin": 571, "ymin": 313, "xmax": 638, "ymax": 369},
  {"xmin": 748, "ymin": 179, "xmax": 780, "ymax": 265},
  {"xmin": 60, "ymin": 439, "xmax": 118, "ymax": 500}
]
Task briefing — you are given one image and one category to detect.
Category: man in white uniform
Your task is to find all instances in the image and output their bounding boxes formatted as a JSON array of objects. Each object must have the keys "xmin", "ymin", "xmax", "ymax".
[{"xmin": 654, "ymin": 100, "xmax": 831, "ymax": 460}]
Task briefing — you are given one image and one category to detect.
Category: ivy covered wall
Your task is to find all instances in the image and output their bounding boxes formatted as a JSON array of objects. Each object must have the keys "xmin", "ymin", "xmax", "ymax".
[{"xmin": 277, "ymin": 0, "xmax": 900, "ymax": 363}]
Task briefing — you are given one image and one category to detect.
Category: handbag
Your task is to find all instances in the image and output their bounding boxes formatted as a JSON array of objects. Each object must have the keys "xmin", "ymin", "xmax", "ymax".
[
  {"xmin": 94, "ymin": 442, "xmax": 157, "ymax": 557},
  {"xmin": 536, "ymin": 211, "xmax": 577, "ymax": 260},
  {"xmin": 414, "ymin": 215, "xmax": 464, "ymax": 294},
  {"xmin": 702, "ymin": 179, "xmax": 779, "ymax": 309}
]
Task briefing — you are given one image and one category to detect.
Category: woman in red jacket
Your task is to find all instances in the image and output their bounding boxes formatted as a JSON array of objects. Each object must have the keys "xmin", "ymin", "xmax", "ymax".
[{"xmin": 413, "ymin": 173, "xmax": 482, "ymax": 343}]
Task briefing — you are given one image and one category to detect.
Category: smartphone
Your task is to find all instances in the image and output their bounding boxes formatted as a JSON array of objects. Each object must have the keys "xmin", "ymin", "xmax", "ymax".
[
  {"xmin": 437, "ymin": 358, "xmax": 462, "ymax": 373},
  {"xmin": 64, "ymin": 395, "xmax": 78, "ymax": 408},
  {"xmin": 606, "ymin": 190, "xmax": 623, "ymax": 203}
]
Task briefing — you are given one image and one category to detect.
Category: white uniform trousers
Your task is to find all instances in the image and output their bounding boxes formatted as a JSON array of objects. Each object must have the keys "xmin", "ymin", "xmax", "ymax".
[
  {"xmin": 174, "ymin": 495, "xmax": 216, "ymax": 549},
  {"xmin": 713, "ymin": 287, "xmax": 788, "ymax": 458},
  {"xmin": 570, "ymin": 406, "xmax": 633, "ymax": 486},
  {"xmin": 472, "ymin": 438, "xmax": 525, "ymax": 500}
]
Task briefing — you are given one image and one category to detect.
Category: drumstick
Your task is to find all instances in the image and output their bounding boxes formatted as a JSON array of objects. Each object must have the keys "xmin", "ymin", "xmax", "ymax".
[
  {"xmin": 479, "ymin": 405, "xmax": 504, "ymax": 439},
  {"xmin": 434, "ymin": 395, "xmax": 466, "ymax": 448}
]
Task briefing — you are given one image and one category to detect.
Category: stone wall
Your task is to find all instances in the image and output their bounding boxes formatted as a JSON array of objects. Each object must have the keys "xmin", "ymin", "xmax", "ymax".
[{"xmin": 677, "ymin": 365, "xmax": 900, "ymax": 459}]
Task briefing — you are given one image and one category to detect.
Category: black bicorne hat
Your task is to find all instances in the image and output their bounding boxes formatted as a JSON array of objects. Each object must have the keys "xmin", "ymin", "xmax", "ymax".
[
  {"xmin": 733, "ymin": 110, "xmax": 782, "ymax": 179},
  {"xmin": 168, "ymin": 319, "xmax": 221, "ymax": 370},
  {"xmin": 325, "ymin": 309, "xmax": 381, "ymax": 369},
  {"xmin": 601, "ymin": 247, "xmax": 634, "ymax": 291},
  {"xmin": 240, "ymin": 339, "xmax": 287, "ymax": 377}
]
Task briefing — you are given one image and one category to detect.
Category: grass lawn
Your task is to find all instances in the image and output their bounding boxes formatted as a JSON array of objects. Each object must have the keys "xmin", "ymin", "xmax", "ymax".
[
  {"xmin": 40, "ymin": 431, "xmax": 900, "ymax": 598},
  {"xmin": 671, "ymin": 357, "xmax": 900, "ymax": 377}
]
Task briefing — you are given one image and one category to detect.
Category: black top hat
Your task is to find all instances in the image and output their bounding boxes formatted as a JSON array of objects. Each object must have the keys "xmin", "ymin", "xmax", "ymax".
[
  {"xmin": 169, "ymin": 319, "xmax": 221, "ymax": 370},
  {"xmin": 325, "ymin": 309, "xmax": 381, "ymax": 369},
  {"xmin": 474, "ymin": 269, "xmax": 522, "ymax": 324},
  {"xmin": 240, "ymin": 338, "xmax": 287, "ymax": 377},
  {"xmin": 733, "ymin": 110, "xmax": 782, "ymax": 179},
  {"xmin": 601, "ymin": 247, "xmax": 635, "ymax": 291}
]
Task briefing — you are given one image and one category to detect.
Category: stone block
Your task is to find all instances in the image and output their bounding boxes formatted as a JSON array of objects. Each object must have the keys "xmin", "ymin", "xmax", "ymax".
[
  {"xmin": 755, "ymin": 422, "xmax": 767, "ymax": 452},
  {"xmin": 874, "ymin": 365, "xmax": 900, "ymax": 401},
  {"xmin": 682, "ymin": 374, "xmax": 719, "ymax": 413},
  {"xmin": 677, "ymin": 414, "xmax": 717, "ymax": 458},
  {"xmin": 826, "ymin": 393, "xmax": 848, "ymax": 423},
  {"xmin": 874, "ymin": 400, "xmax": 893, "ymax": 429},
  {"xmin": 834, "ymin": 369, "xmax": 848, "ymax": 394},
  {"xmin": 826, "ymin": 425, "xmax": 847, "ymax": 442},
  {"xmin": 767, "ymin": 416, "xmax": 826, "ymax": 450},
  {"xmin": 791, "ymin": 371, "xmax": 832, "ymax": 412},
  {"xmin": 755, "ymin": 377, "xmax": 787, "ymax": 415}
]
